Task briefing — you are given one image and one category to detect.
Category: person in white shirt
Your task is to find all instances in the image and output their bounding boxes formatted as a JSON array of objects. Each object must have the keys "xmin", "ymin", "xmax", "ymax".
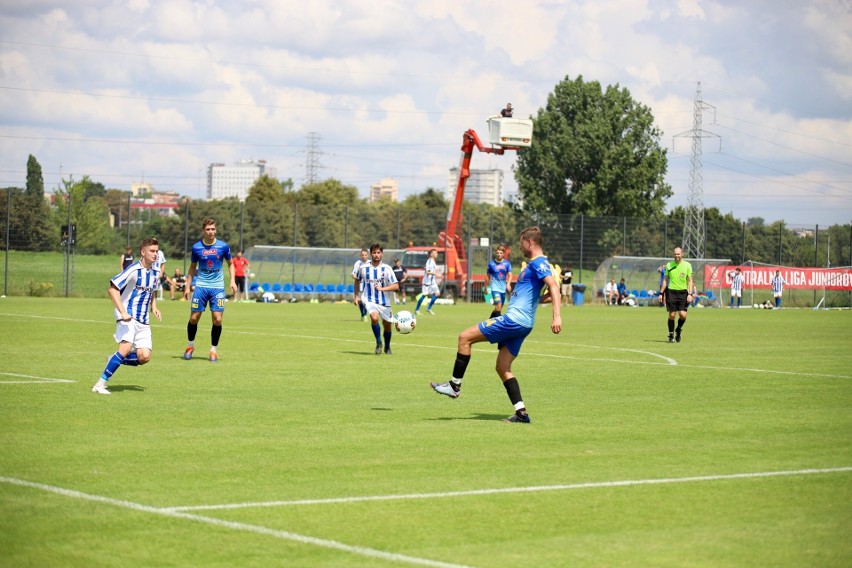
[{"xmin": 729, "ymin": 267, "xmax": 744, "ymax": 308}]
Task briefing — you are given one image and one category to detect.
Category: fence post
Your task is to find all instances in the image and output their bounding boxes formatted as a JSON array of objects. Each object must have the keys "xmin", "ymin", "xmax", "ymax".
[
  {"xmin": 579, "ymin": 214, "xmax": 584, "ymax": 284},
  {"xmin": 3, "ymin": 189, "xmax": 10, "ymax": 296},
  {"xmin": 183, "ymin": 201, "xmax": 190, "ymax": 273}
]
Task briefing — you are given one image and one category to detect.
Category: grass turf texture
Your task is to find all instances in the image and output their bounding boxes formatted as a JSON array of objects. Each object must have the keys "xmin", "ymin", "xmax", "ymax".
[{"xmin": 1, "ymin": 297, "xmax": 850, "ymax": 567}]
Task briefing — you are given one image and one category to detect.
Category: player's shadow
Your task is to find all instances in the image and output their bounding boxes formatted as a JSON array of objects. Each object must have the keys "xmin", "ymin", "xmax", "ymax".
[
  {"xmin": 108, "ymin": 384, "xmax": 145, "ymax": 392},
  {"xmin": 428, "ymin": 413, "xmax": 507, "ymax": 422},
  {"xmin": 342, "ymin": 351, "xmax": 383, "ymax": 357}
]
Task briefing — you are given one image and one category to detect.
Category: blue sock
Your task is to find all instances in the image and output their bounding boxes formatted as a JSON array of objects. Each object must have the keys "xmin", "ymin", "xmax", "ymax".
[
  {"xmin": 415, "ymin": 295, "xmax": 425, "ymax": 311},
  {"xmin": 121, "ymin": 352, "xmax": 139, "ymax": 366},
  {"xmin": 371, "ymin": 323, "xmax": 381, "ymax": 344},
  {"xmin": 427, "ymin": 296, "xmax": 437, "ymax": 310},
  {"xmin": 101, "ymin": 352, "xmax": 125, "ymax": 380},
  {"xmin": 383, "ymin": 330, "xmax": 392, "ymax": 349}
]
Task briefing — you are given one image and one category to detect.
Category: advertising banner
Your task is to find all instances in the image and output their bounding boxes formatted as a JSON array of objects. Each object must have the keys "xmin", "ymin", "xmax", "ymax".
[{"xmin": 705, "ymin": 265, "xmax": 852, "ymax": 291}]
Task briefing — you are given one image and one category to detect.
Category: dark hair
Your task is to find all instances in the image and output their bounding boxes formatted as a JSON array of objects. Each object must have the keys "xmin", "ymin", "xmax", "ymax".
[
  {"xmin": 201, "ymin": 217, "xmax": 216, "ymax": 229},
  {"xmin": 140, "ymin": 237, "xmax": 159, "ymax": 249},
  {"xmin": 370, "ymin": 243, "xmax": 384, "ymax": 253}
]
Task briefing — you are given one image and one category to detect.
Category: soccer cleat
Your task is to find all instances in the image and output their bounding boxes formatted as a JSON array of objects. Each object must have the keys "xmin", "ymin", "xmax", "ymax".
[
  {"xmin": 361, "ymin": 315, "xmax": 368, "ymax": 322},
  {"xmin": 414, "ymin": 310, "xmax": 421, "ymax": 315},
  {"xmin": 375, "ymin": 344, "xmax": 382, "ymax": 355},
  {"xmin": 184, "ymin": 346, "xmax": 194, "ymax": 360},
  {"xmin": 427, "ymin": 309, "xmax": 435, "ymax": 315},
  {"xmin": 384, "ymin": 347, "xmax": 393, "ymax": 355},
  {"xmin": 430, "ymin": 381, "xmax": 460, "ymax": 398},
  {"xmin": 91, "ymin": 383, "xmax": 111, "ymax": 395},
  {"xmin": 504, "ymin": 412, "xmax": 531, "ymax": 424},
  {"xmin": 209, "ymin": 350, "xmax": 218, "ymax": 362},
  {"xmin": 668, "ymin": 333, "xmax": 674, "ymax": 343},
  {"xmin": 675, "ymin": 330, "xmax": 682, "ymax": 343}
]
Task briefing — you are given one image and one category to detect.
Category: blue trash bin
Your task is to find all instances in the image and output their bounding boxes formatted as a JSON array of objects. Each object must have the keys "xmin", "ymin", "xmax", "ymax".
[{"xmin": 571, "ymin": 283, "xmax": 587, "ymax": 306}]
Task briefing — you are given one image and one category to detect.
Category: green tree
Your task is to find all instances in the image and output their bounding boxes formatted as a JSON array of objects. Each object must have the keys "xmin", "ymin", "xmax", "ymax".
[
  {"xmin": 244, "ymin": 176, "xmax": 299, "ymax": 247},
  {"xmin": 11, "ymin": 155, "xmax": 55, "ymax": 251},
  {"xmin": 296, "ymin": 179, "xmax": 360, "ymax": 247},
  {"xmin": 52, "ymin": 176, "xmax": 115, "ymax": 254},
  {"xmin": 516, "ymin": 75, "xmax": 672, "ymax": 217}
]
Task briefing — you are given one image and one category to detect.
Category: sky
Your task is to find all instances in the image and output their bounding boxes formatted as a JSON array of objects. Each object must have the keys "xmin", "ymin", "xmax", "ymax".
[{"xmin": 1, "ymin": 0, "xmax": 850, "ymax": 227}]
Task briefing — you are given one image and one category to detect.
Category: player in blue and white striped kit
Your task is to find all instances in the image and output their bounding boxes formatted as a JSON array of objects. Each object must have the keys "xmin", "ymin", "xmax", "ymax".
[
  {"xmin": 354, "ymin": 243, "xmax": 399, "ymax": 355},
  {"xmin": 730, "ymin": 267, "xmax": 744, "ymax": 308},
  {"xmin": 415, "ymin": 249, "xmax": 440, "ymax": 315},
  {"xmin": 771, "ymin": 270, "xmax": 786, "ymax": 308},
  {"xmin": 430, "ymin": 227, "xmax": 562, "ymax": 423},
  {"xmin": 92, "ymin": 237, "xmax": 162, "ymax": 395},
  {"xmin": 183, "ymin": 218, "xmax": 237, "ymax": 362},
  {"xmin": 351, "ymin": 248, "xmax": 369, "ymax": 321}
]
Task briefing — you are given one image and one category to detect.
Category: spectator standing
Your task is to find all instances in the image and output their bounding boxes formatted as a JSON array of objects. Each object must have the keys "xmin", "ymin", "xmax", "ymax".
[
  {"xmin": 500, "ymin": 103, "xmax": 513, "ymax": 117},
  {"xmin": 660, "ymin": 247, "xmax": 694, "ymax": 343},
  {"xmin": 560, "ymin": 264, "xmax": 573, "ymax": 306},
  {"xmin": 392, "ymin": 259, "xmax": 407, "ymax": 305},
  {"xmin": 486, "ymin": 245, "xmax": 513, "ymax": 318},
  {"xmin": 93, "ymin": 238, "xmax": 162, "ymax": 395},
  {"xmin": 730, "ymin": 267, "xmax": 744, "ymax": 308},
  {"xmin": 430, "ymin": 227, "xmax": 561, "ymax": 423},
  {"xmin": 183, "ymin": 218, "xmax": 237, "ymax": 362},
  {"xmin": 232, "ymin": 251, "xmax": 250, "ymax": 301},
  {"xmin": 354, "ymin": 243, "xmax": 399, "ymax": 355},
  {"xmin": 771, "ymin": 270, "xmax": 786, "ymax": 308},
  {"xmin": 120, "ymin": 246, "xmax": 134, "ymax": 271}
]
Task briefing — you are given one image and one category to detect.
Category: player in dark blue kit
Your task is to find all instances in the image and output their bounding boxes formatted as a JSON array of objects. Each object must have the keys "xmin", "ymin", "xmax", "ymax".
[
  {"xmin": 183, "ymin": 218, "xmax": 237, "ymax": 362},
  {"xmin": 430, "ymin": 227, "xmax": 562, "ymax": 423},
  {"xmin": 486, "ymin": 244, "xmax": 512, "ymax": 318}
]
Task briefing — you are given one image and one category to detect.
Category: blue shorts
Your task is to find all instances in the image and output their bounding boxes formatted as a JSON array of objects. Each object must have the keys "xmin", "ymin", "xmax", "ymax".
[
  {"xmin": 190, "ymin": 286, "xmax": 226, "ymax": 313},
  {"xmin": 477, "ymin": 315, "xmax": 532, "ymax": 357},
  {"xmin": 490, "ymin": 291, "xmax": 507, "ymax": 305}
]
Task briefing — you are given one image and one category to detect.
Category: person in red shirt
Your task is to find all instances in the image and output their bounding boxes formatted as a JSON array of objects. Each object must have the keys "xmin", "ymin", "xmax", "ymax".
[{"xmin": 232, "ymin": 251, "xmax": 250, "ymax": 301}]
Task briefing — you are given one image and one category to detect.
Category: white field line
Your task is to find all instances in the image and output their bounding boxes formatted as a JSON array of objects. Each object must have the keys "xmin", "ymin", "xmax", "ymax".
[
  {"xmin": 163, "ymin": 467, "xmax": 852, "ymax": 512},
  {"xmin": 0, "ymin": 476, "xmax": 472, "ymax": 568},
  {"xmin": 0, "ymin": 372, "xmax": 75, "ymax": 384},
  {"xmin": 2, "ymin": 312, "xmax": 849, "ymax": 379}
]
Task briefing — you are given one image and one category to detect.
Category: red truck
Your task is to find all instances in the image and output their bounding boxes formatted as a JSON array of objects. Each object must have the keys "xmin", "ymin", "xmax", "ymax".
[{"xmin": 400, "ymin": 117, "xmax": 532, "ymax": 301}]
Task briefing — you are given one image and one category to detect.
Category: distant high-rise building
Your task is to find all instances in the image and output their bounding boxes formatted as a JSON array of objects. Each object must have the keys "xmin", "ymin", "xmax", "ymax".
[
  {"xmin": 207, "ymin": 159, "xmax": 268, "ymax": 200},
  {"xmin": 370, "ymin": 178, "xmax": 399, "ymax": 202},
  {"xmin": 447, "ymin": 168, "xmax": 504, "ymax": 206}
]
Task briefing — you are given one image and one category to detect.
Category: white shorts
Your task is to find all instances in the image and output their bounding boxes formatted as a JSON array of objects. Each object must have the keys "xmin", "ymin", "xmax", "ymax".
[
  {"xmin": 114, "ymin": 319, "xmax": 153, "ymax": 350},
  {"xmin": 731, "ymin": 290, "xmax": 742, "ymax": 298},
  {"xmin": 773, "ymin": 291, "xmax": 782, "ymax": 298},
  {"xmin": 421, "ymin": 283, "xmax": 440, "ymax": 296},
  {"xmin": 364, "ymin": 302, "xmax": 394, "ymax": 323}
]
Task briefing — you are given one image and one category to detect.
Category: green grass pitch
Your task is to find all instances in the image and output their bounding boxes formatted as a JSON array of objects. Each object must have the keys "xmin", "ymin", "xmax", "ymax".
[{"xmin": 1, "ymin": 297, "xmax": 850, "ymax": 567}]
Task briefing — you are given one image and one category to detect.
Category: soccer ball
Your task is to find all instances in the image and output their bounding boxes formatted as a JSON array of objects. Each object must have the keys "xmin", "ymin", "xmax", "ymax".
[
  {"xmin": 395, "ymin": 310, "xmax": 416, "ymax": 334},
  {"xmin": 753, "ymin": 303, "xmax": 760, "ymax": 309}
]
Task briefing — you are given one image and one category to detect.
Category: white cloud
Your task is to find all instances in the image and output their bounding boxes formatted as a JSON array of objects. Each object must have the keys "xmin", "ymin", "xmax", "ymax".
[{"xmin": 0, "ymin": 0, "xmax": 849, "ymax": 225}]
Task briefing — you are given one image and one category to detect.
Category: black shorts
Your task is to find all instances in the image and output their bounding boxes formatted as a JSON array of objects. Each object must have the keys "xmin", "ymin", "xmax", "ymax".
[
  {"xmin": 235, "ymin": 276, "xmax": 246, "ymax": 292},
  {"xmin": 666, "ymin": 289, "xmax": 689, "ymax": 312}
]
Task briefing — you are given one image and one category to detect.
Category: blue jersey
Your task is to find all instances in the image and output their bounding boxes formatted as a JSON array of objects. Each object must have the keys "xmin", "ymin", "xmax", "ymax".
[
  {"xmin": 191, "ymin": 239, "xmax": 231, "ymax": 288},
  {"xmin": 504, "ymin": 256, "xmax": 552, "ymax": 328},
  {"xmin": 357, "ymin": 262, "xmax": 397, "ymax": 306},
  {"xmin": 487, "ymin": 259, "xmax": 512, "ymax": 293},
  {"xmin": 110, "ymin": 261, "xmax": 160, "ymax": 325}
]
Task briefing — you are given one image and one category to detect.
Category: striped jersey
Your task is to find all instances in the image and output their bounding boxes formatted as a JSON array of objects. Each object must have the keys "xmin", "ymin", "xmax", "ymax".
[
  {"xmin": 771, "ymin": 274, "xmax": 785, "ymax": 294},
  {"xmin": 505, "ymin": 256, "xmax": 552, "ymax": 328},
  {"xmin": 731, "ymin": 272, "xmax": 744, "ymax": 293},
  {"xmin": 424, "ymin": 257, "xmax": 437, "ymax": 286},
  {"xmin": 356, "ymin": 262, "xmax": 397, "ymax": 306},
  {"xmin": 351, "ymin": 258, "xmax": 368, "ymax": 279},
  {"xmin": 110, "ymin": 261, "xmax": 160, "ymax": 324},
  {"xmin": 487, "ymin": 259, "xmax": 512, "ymax": 293},
  {"xmin": 190, "ymin": 239, "xmax": 231, "ymax": 288}
]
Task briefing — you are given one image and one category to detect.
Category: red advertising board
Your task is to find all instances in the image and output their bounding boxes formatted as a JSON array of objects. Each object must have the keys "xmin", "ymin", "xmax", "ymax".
[{"xmin": 705, "ymin": 265, "xmax": 852, "ymax": 291}]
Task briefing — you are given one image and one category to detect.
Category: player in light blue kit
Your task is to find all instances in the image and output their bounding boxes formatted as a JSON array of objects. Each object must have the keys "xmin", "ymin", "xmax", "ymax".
[
  {"xmin": 183, "ymin": 217, "xmax": 237, "ymax": 362},
  {"xmin": 486, "ymin": 244, "xmax": 512, "ymax": 318},
  {"xmin": 430, "ymin": 227, "xmax": 562, "ymax": 423},
  {"xmin": 92, "ymin": 237, "xmax": 162, "ymax": 395}
]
